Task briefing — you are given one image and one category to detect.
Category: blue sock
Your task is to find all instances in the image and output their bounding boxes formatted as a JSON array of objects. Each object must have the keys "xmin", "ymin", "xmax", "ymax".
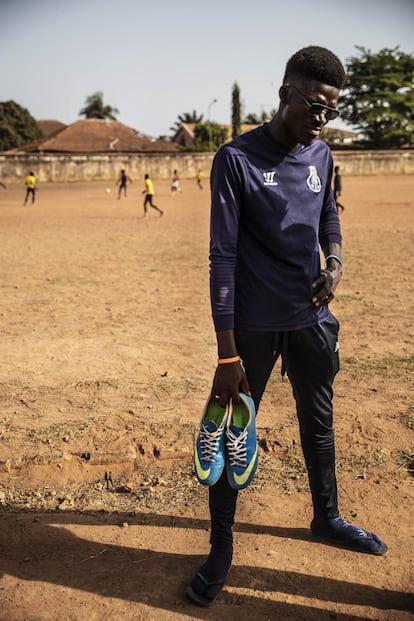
[
  {"xmin": 311, "ymin": 516, "xmax": 388, "ymax": 555},
  {"xmin": 186, "ymin": 546, "xmax": 233, "ymax": 606}
]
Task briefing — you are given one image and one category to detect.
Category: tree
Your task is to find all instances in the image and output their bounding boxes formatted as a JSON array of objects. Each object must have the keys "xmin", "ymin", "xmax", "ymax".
[
  {"xmin": 177, "ymin": 122, "xmax": 227, "ymax": 152},
  {"xmin": 339, "ymin": 46, "xmax": 414, "ymax": 148},
  {"xmin": 244, "ymin": 109, "xmax": 277, "ymax": 124},
  {"xmin": 0, "ymin": 100, "xmax": 41, "ymax": 151},
  {"xmin": 193, "ymin": 122, "xmax": 228, "ymax": 151},
  {"xmin": 79, "ymin": 91, "xmax": 119, "ymax": 120},
  {"xmin": 231, "ymin": 82, "xmax": 242, "ymax": 139},
  {"xmin": 170, "ymin": 110, "xmax": 204, "ymax": 133}
]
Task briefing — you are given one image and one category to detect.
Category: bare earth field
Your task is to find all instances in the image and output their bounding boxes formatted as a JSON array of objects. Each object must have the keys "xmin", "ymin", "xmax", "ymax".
[{"xmin": 0, "ymin": 176, "xmax": 413, "ymax": 621}]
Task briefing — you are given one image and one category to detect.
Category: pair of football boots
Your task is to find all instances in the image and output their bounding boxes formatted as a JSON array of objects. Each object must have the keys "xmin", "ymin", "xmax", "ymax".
[{"xmin": 194, "ymin": 393, "xmax": 258, "ymax": 490}]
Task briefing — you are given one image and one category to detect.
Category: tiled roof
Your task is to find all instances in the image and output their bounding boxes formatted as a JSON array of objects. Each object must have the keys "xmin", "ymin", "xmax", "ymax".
[
  {"xmin": 17, "ymin": 119, "xmax": 178, "ymax": 153},
  {"xmin": 37, "ymin": 119, "xmax": 67, "ymax": 138}
]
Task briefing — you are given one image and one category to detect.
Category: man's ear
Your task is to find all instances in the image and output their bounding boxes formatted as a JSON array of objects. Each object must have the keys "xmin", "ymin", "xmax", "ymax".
[{"xmin": 279, "ymin": 85, "xmax": 289, "ymax": 103}]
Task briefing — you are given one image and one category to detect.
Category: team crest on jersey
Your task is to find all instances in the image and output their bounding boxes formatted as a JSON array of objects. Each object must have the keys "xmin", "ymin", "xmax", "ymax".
[
  {"xmin": 306, "ymin": 166, "xmax": 321, "ymax": 193},
  {"xmin": 263, "ymin": 171, "xmax": 278, "ymax": 186}
]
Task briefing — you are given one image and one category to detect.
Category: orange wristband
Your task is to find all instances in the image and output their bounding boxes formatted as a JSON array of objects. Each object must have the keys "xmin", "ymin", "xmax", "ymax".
[{"xmin": 217, "ymin": 356, "xmax": 240, "ymax": 365}]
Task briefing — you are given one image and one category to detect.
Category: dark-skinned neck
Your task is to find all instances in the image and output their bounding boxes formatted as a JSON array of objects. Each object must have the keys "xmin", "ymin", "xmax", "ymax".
[{"xmin": 267, "ymin": 113, "xmax": 300, "ymax": 151}]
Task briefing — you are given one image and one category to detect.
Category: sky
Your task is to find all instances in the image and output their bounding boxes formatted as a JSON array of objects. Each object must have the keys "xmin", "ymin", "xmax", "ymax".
[{"xmin": 1, "ymin": 0, "xmax": 413, "ymax": 138}]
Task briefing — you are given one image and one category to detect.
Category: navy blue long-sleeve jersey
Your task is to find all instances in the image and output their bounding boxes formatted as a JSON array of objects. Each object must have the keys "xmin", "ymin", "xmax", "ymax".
[{"xmin": 209, "ymin": 124, "xmax": 342, "ymax": 333}]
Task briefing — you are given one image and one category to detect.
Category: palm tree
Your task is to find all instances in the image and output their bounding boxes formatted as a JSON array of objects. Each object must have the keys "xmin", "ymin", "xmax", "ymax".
[
  {"xmin": 79, "ymin": 92, "xmax": 119, "ymax": 120},
  {"xmin": 170, "ymin": 110, "xmax": 204, "ymax": 133}
]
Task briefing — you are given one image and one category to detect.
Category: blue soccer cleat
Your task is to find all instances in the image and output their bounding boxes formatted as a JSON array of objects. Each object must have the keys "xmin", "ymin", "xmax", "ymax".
[
  {"xmin": 194, "ymin": 399, "xmax": 229, "ymax": 486},
  {"xmin": 225, "ymin": 393, "xmax": 258, "ymax": 490}
]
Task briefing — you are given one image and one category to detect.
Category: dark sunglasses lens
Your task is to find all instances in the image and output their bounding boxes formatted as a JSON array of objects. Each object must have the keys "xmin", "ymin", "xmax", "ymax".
[
  {"xmin": 310, "ymin": 103, "xmax": 339, "ymax": 120},
  {"xmin": 325, "ymin": 109, "xmax": 339, "ymax": 120}
]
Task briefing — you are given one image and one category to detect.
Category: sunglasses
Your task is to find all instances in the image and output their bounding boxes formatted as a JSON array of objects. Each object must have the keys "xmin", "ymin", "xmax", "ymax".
[{"xmin": 289, "ymin": 84, "xmax": 340, "ymax": 121}]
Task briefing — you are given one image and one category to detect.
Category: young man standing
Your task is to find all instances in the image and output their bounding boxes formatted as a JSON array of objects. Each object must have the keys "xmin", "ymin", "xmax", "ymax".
[
  {"xmin": 117, "ymin": 169, "xmax": 132, "ymax": 199},
  {"xmin": 23, "ymin": 171, "xmax": 36, "ymax": 205},
  {"xmin": 333, "ymin": 164, "xmax": 345, "ymax": 211},
  {"xmin": 186, "ymin": 46, "xmax": 387, "ymax": 607}
]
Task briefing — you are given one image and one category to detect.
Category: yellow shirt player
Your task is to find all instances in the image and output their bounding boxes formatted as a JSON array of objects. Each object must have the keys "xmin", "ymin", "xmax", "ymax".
[
  {"xmin": 142, "ymin": 174, "xmax": 163, "ymax": 218},
  {"xmin": 196, "ymin": 170, "xmax": 203, "ymax": 190},
  {"xmin": 24, "ymin": 171, "xmax": 36, "ymax": 205}
]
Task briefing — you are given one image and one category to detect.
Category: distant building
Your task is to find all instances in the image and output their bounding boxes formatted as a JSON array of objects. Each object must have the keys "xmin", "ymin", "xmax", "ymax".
[
  {"xmin": 172, "ymin": 122, "xmax": 358, "ymax": 148},
  {"xmin": 37, "ymin": 119, "xmax": 67, "ymax": 138},
  {"xmin": 12, "ymin": 119, "xmax": 178, "ymax": 154},
  {"xmin": 172, "ymin": 123, "xmax": 196, "ymax": 147},
  {"xmin": 172, "ymin": 123, "xmax": 260, "ymax": 147},
  {"xmin": 322, "ymin": 127, "xmax": 358, "ymax": 146}
]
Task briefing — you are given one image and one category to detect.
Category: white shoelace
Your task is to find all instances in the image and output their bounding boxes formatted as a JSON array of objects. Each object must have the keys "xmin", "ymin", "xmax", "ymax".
[
  {"xmin": 199, "ymin": 424, "xmax": 223, "ymax": 462},
  {"xmin": 226, "ymin": 427, "xmax": 247, "ymax": 467}
]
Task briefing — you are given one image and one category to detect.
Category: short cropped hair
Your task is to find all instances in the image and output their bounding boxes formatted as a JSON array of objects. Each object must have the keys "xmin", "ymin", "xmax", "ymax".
[{"xmin": 283, "ymin": 46, "xmax": 346, "ymax": 89}]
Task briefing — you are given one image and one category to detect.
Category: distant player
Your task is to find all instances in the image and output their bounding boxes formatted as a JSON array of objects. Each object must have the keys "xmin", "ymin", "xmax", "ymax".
[
  {"xmin": 24, "ymin": 171, "xmax": 36, "ymax": 206},
  {"xmin": 116, "ymin": 169, "xmax": 132, "ymax": 199},
  {"xmin": 171, "ymin": 169, "xmax": 181, "ymax": 195},
  {"xmin": 333, "ymin": 165, "xmax": 345, "ymax": 212},
  {"xmin": 196, "ymin": 170, "xmax": 203, "ymax": 190},
  {"xmin": 142, "ymin": 174, "xmax": 163, "ymax": 217}
]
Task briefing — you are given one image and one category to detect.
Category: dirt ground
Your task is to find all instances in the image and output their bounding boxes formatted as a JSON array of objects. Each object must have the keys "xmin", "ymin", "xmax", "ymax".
[{"xmin": 0, "ymin": 175, "xmax": 413, "ymax": 621}]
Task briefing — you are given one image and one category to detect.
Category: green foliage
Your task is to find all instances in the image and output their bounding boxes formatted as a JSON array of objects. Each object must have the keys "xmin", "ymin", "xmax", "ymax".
[
  {"xmin": 231, "ymin": 82, "xmax": 242, "ymax": 139},
  {"xmin": 192, "ymin": 122, "xmax": 228, "ymax": 151},
  {"xmin": 170, "ymin": 110, "xmax": 203, "ymax": 134},
  {"xmin": 244, "ymin": 109, "xmax": 276, "ymax": 124},
  {"xmin": 79, "ymin": 91, "xmax": 119, "ymax": 120},
  {"xmin": 340, "ymin": 47, "xmax": 414, "ymax": 148},
  {"xmin": 0, "ymin": 100, "xmax": 41, "ymax": 151},
  {"xmin": 178, "ymin": 122, "xmax": 227, "ymax": 152}
]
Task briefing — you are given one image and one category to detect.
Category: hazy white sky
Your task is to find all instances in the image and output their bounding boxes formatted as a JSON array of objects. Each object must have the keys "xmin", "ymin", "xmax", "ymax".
[{"xmin": 1, "ymin": 0, "xmax": 413, "ymax": 137}]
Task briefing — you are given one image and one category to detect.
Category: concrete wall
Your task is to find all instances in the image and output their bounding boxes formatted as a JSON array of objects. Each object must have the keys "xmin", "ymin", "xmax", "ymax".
[
  {"xmin": 0, "ymin": 152, "xmax": 213, "ymax": 184},
  {"xmin": 330, "ymin": 150, "xmax": 414, "ymax": 176},
  {"xmin": 0, "ymin": 150, "xmax": 413, "ymax": 183}
]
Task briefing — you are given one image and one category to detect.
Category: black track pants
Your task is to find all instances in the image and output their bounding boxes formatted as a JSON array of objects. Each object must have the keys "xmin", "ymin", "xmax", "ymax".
[{"xmin": 209, "ymin": 313, "xmax": 340, "ymax": 548}]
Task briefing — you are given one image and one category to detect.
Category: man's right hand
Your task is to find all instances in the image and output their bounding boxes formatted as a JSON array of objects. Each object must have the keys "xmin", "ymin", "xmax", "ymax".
[{"xmin": 211, "ymin": 361, "xmax": 250, "ymax": 407}]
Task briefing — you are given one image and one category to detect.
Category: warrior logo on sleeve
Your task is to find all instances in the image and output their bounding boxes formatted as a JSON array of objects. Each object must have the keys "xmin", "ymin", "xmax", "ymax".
[{"xmin": 263, "ymin": 171, "xmax": 278, "ymax": 186}]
